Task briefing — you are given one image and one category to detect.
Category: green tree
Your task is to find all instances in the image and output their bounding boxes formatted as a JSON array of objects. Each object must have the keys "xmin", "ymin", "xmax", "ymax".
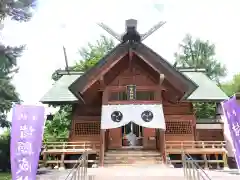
[
  {"xmin": 43, "ymin": 106, "xmax": 72, "ymax": 142},
  {"xmin": 0, "ymin": 0, "xmax": 35, "ymax": 172},
  {"xmin": 221, "ymin": 73, "xmax": 240, "ymax": 96},
  {"xmin": 0, "ymin": 129, "xmax": 10, "ymax": 171},
  {"xmin": 75, "ymin": 35, "xmax": 115, "ymax": 71},
  {"xmin": 174, "ymin": 34, "xmax": 226, "ymax": 83},
  {"xmin": 44, "ymin": 35, "xmax": 115, "ymax": 141},
  {"xmin": 0, "ymin": 0, "xmax": 35, "ymax": 21},
  {"xmin": 174, "ymin": 34, "xmax": 226, "ymax": 119},
  {"xmin": 0, "ymin": 0, "xmax": 36, "ymax": 128}
]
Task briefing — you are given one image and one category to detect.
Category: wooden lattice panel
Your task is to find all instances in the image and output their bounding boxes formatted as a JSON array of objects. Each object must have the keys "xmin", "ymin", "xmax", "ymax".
[
  {"xmin": 166, "ymin": 121, "xmax": 192, "ymax": 134},
  {"xmin": 75, "ymin": 122, "xmax": 100, "ymax": 136}
]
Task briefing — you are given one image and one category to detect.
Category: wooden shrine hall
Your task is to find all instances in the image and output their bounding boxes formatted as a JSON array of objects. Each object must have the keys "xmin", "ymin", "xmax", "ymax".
[{"xmin": 40, "ymin": 19, "xmax": 232, "ymax": 168}]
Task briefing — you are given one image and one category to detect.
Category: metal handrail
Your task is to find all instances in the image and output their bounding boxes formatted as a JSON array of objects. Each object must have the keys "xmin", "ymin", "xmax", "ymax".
[
  {"xmin": 182, "ymin": 153, "xmax": 212, "ymax": 180},
  {"xmin": 65, "ymin": 151, "xmax": 88, "ymax": 180},
  {"xmin": 186, "ymin": 154, "xmax": 211, "ymax": 180}
]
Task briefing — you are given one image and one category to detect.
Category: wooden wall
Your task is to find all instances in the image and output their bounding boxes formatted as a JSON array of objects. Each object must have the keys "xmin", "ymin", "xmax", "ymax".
[
  {"xmin": 195, "ymin": 129, "xmax": 224, "ymax": 141},
  {"xmin": 163, "ymin": 101, "xmax": 196, "ymax": 141},
  {"xmin": 69, "ymin": 105, "xmax": 101, "ymax": 143}
]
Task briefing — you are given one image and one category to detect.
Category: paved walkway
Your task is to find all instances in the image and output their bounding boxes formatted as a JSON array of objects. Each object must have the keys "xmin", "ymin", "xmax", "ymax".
[{"xmin": 36, "ymin": 165, "xmax": 240, "ymax": 180}]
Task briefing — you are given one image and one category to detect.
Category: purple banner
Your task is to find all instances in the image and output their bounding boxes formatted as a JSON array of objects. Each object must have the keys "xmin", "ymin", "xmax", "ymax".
[
  {"xmin": 10, "ymin": 105, "xmax": 45, "ymax": 180},
  {"xmin": 221, "ymin": 96, "xmax": 240, "ymax": 169}
]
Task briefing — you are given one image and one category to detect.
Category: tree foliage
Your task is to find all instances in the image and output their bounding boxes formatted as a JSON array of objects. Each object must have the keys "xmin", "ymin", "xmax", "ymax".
[
  {"xmin": 74, "ymin": 35, "xmax": 115, "ymax": 71},
  {"xmin": 0, "ymin": 129, "xmax": 10, "ymax": 171},
  {"xmin": 0, "ymin": 0, "xmax": 35, "ymax": 171},
  {"xmin": 175, "ymin": 34, "xmax": 226, "ymax": 119},
  {"xmin": 221, "ymin": 73, "xmax": 240, "ymax": 97},
  {"xmin": 43, "ymin": 105, "xmax": 72, "ymax": 142},
  {"xmin": 0, "ymin": 0, "xmax": 35, "ymax": 21},
  {"xmin": 44, "ymin": 35, "xmax": 115, "ymax": 141},
  {"xmin": 174, "ymin": 34, "xmax": 226, "ymax": 83},
  {"xmin": 0, "ymin": 0, "xmax": 35, "ymax": 128},
  {"xmin": 193, "ymin": 102, "xmax": 216, "ymax": 119},
  {"xmin": 0, "ymin": 46, "xmax": 23, "ymax": 127}
]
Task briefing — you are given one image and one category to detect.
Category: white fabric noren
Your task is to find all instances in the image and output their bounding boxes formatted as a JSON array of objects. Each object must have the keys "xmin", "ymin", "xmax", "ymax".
[{"xmin": 101, "ymin": 104, "xmax": 165, "ymax": 129}]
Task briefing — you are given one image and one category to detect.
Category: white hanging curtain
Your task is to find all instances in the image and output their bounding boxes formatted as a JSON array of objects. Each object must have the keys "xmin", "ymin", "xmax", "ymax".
[{"xmin": 101, "ymin": 104, "xmax": 165, "ymax": 129}]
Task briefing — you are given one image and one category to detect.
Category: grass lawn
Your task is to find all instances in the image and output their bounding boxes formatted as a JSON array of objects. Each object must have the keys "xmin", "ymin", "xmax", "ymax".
[{"xmin": 0, "ymin": 172, "xmax": 11, "ymax": 180}]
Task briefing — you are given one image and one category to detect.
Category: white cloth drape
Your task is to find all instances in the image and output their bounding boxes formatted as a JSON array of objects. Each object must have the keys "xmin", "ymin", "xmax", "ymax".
[{"xmin": 101, "ymin": 104, "xmax": 165, "ymax": 129}]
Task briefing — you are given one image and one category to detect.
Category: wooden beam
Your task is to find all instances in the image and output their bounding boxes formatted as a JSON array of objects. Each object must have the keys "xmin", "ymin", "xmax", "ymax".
[
  {"xmin": 81, "ymin": 53, "xmax": 128, "ymax": 93},
  {"xmin": 129, "ymin": 48, "xmax": 133, "ymax": 72},
  {"xmin": 159, "ymin": 74, "xmax": 165, "ymax": 86},
  {"xmin": 99, "ymin": 76, "xmax": 105, "ymax": 90}
]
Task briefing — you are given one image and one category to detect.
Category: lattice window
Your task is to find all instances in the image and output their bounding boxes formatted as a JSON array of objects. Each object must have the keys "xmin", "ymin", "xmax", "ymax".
[
  {"xmin": 109, "ymin": 91, "xmax": 128, "ymax": 101},
  {"xmin": 166, "ymin": 121, "xmax": 192, "ymax": 134},
  {"xmin": 75, "ymin": 122, "xmax": 100, "ymax": 135},
  {"xmin": 136, "ymin": 91, "xmax": 155, "ymax": 100}
]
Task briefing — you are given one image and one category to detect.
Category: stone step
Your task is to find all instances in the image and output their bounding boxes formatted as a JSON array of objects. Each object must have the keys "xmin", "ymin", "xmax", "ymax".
[
  {"xmin": 104, "ymin": 159, "xmax": 162, "ymax": 165},
  {"xmin": 104, "ymin": 156, "xmax": 162, "ymax": 161},
  {"xmin": 105, "ymin": 153, "xmax": 161, "ymax": 157},
  {"xmin": 105, "ymin": 151, "xmax": 160, "ymax": 156},
  {"xmin": 104, "ymin": 150, "xmax": 163, "ymax": 166},
  {"xmin": 107, "ymin": 150, "xmax": 159, "ymax": 154}
]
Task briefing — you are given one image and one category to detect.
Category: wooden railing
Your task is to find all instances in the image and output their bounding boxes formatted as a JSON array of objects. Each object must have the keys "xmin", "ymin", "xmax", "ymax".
[
  {"xmin": 39, "ymin": 141, "xmax": 100, "ymax": 167},
  {"xmin": 165, "ymin": 141, "xmax": 226, "ymax": 151},
  {"xmin": 42, "ymin": 141, "xmax": 100, "ymax": 154},
  {"xmin": 165, "ymin": 141, "xmax": 228, "ymax": 169}
]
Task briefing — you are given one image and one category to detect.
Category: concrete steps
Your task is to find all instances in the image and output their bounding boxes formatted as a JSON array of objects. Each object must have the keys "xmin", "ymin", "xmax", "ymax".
[{"xmin": 104, "ymin": 149, "xmax": 162, "ymax": 166}]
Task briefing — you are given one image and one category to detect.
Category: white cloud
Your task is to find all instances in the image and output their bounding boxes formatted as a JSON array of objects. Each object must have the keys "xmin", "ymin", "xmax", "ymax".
[{"xmin": 1, "ymin": 0, "xmax": 240, "ymax": 106}]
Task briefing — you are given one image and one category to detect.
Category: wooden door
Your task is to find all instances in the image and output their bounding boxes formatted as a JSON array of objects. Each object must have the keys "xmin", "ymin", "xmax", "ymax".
[{"xmin": 108, "ymin": 128, "xmax": 122, "ymax": 149}]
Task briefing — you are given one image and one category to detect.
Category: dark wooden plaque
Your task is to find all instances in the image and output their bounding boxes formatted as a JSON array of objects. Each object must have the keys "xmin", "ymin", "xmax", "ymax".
[{"xmin": 126, "ymin": 85, "xmax": 136, "ymax": 100}]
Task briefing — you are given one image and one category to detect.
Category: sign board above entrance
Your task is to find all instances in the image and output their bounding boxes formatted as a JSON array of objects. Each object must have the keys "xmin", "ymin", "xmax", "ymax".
[{"xmin": 126, "ymin": 85, "xmax": 136, "ymax": 100}]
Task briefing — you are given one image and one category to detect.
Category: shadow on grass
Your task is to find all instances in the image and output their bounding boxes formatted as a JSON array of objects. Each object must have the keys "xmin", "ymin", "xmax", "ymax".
[{"xmin": 0, "ymin": 172, "xmax": 11, "ymax": 180}]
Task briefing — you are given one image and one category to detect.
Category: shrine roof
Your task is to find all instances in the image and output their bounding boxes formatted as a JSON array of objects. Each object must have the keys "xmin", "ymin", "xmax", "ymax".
[
  {"xmin": 39, "ymin": 69, "xmax": 227, "ymax": 104},
  {"xmin": 40, "ymin": 73, "xmax": 82, "ymax": 104},
  {"xmin": 68, "ymin": 42, "xmax": 198, "ymax": 101},
  {"xmin": 40, "ymin": 60, "xmax": 228, "ymax": 104},
  {"xmin": 179, "ymin": 69, "xmax": 228, "ymax": 101}
]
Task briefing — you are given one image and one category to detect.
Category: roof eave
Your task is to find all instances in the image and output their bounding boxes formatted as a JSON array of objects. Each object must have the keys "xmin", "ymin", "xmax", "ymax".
[
  {"xmin": 68, "ymin": 42, "xmax": 128, "ymax": 95},
  {"xmin": 40, "ymin": 100, "xmax": 79, "ymax": 105},
  {"xmin": 136, "ymin": 43, "xmax": 198, "ymax": 95},
  {"xmin": 186, "ymin": 98, "xmax": 226, "ymax": 102}
]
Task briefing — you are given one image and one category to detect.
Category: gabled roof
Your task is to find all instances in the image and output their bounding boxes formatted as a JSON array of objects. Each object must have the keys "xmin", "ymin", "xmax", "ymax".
[
  {"xmin": 133, "ymin": 43, "xmax": 197, "ymax": 99},
  {"xmin": 40, "ymin": 74, "xmax": 81, "ymax": 104},
  {"xmin": 179, "ymin": 69, "xmax": 228, "ymax": 101},
  {"xmin": 69, "ymin": 42, "xmax": 198, "ymax": 100},
  {"xmin": 69, "ymin": 43, "xmax": 130, "ymax": 100}
]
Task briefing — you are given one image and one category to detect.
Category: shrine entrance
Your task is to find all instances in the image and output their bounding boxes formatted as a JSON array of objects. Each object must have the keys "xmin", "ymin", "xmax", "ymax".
[{"xmin": 122, "ymin": 122, "xmax": 143, "ymax": 148}]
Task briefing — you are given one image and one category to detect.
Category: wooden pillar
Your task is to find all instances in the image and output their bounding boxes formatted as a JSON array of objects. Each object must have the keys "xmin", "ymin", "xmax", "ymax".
[
  {"xmin": 42, "ymin": 153, "xmax": 47, "ymax": 167},
  {"xmin": 215, "ymin": 154, "xmax": 220, "ymax": 169},
  {"xmin": 159, "ymin": 129, "xmax": 166, "ymax": 163},
  {"xmin": 203, "ymin": 154, "xmax": 208, "ymax": 169},
  {"xmin": 222, "ymin": 152, "xmax": 228, "ymax": 169},
  {"xmin": 99, "ymin": 129, "xmax": 105, "ymax": 167},
  {"xmin": 60, "ymin": 153, "xmax": 65, "ymax": 168}
]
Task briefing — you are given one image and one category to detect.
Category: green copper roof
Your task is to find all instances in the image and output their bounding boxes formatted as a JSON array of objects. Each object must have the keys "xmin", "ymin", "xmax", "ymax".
[
  {"xmin": 40, "ymin": 69, "xmax": 228, "ymax": 103},
  {"xmin": 181, "ymin": 70, "xmax": 228, "ymax": 101},
  {"xmin": 40, "ymin": 74, "xmax": 80, "ymax": 104}
]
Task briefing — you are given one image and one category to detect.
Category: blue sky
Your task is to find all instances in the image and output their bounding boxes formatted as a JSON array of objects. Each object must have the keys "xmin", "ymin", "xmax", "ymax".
[{"xmin": 2, "ymin": 0, "xmax": 240, "ymax": 106}]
